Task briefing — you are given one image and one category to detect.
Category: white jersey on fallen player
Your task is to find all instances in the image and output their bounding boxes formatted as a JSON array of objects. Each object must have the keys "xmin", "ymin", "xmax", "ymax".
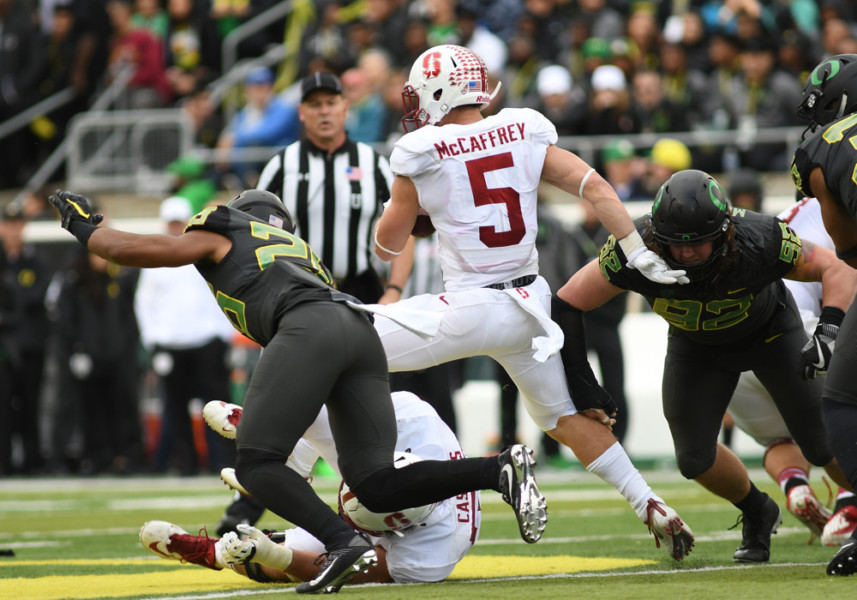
[
  {"xmin": 729, "ymin": 198, "xmax": 831, "ymax": 444},
  {"xmin": 283, "ymin": 391, "xmax": 480, "ymax": 584},
  {"xmin": 390, "ymin": 107, "xmax": 556, "ymax": 291}
]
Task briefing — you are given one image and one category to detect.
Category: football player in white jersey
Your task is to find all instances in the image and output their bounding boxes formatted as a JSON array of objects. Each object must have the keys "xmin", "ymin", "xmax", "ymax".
[
  {"xmin": 371, "ymin": 44, "xmax": 694, "ymax": 561},
  {"xmin": 140, "ymin": 392, "xmax": 480, "ymax": 586},
  {"xmin": 728, "ymin": 197, "xmax": 856, "ymax": 545}
]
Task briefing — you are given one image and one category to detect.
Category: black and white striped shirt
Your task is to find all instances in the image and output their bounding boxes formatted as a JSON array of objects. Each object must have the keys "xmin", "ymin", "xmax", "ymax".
[{"xmin": 256, "ymin": 137, "xmax": 394, "ymax": 286}]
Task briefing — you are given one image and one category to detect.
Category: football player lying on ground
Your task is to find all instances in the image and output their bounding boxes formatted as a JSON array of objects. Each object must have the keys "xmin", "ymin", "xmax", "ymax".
[
  {"xmin": 557, "ymin": 169, "xmax": 857, "ymax": 564},
  {"xmin": 141, "ymin": 391, "xmax": 480, "ymax": 585},
  {"xmin": 49, "ymin": 188, "xmax": 546, "ymax": 595}
]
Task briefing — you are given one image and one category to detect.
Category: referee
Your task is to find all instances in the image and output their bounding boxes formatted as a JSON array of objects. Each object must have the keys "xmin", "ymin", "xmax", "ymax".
[{"xmin": 256, "ymin": 71, "xmax": 412, "ymax": 304}]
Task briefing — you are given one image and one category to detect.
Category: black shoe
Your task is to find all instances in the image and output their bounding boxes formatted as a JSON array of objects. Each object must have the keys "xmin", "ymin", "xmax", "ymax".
[
  {"xmin": 497, "ymin": 444, "xmax": 547, "ymax": 543},
  {"xmin": 216, "ymin": 495, "xmax": 266, "ymax": 537},
  {"xmin": 732, "ymin": 494, "xmax": 782, "ymax": 563},
  {"xmin": 295, "ymin": 532, "xmax": 376, "ymax": 594},
  {"xmin": 828, "ymin": 537, "xmax": 857, "ymax": 575}
]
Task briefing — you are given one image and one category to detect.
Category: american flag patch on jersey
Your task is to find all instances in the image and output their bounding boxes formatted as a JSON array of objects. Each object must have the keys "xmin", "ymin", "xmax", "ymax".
[
  {"xmin": 468, "ymin": 80, "xmax": 483, "ymax": 92},
  {"xmin": 346, "ymin": 166, "xmax": 362, "ymax": 180}
]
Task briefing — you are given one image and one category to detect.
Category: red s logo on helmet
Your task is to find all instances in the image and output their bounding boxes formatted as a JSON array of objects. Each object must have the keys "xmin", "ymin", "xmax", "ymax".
[{"xmin": 423, "ymin": 52, "xmax": 442, "ymax": 79}]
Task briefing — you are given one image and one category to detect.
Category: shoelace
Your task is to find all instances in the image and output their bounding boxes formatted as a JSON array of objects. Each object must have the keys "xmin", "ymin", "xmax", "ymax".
[
  {"xmin": 646, "ymin": 500, "xmax": 667, "ymax": 549},
  {"xmin": 169, "ymin": 528, "xmax": 215, "ymax": 567}
]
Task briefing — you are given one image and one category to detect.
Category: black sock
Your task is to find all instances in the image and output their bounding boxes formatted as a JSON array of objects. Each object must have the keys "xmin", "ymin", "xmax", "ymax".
[
  {"xmin": 481, "ymin": 455, "xmax": 501, "ymax": 492},
  {"xmin": 782, "ymin": 476, "xmax": 809, "ymax": 496},
  {"xmin": 734, "ymin": 481, "xmax": 767, "ymax": 514}
]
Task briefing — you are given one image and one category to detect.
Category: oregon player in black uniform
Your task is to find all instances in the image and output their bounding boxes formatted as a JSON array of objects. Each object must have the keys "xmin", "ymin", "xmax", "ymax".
[
  {"xmin": 793, "ymin": 53, "xmax": 857, "ymax": 575},
  {"xmin": 555, "ymin": 169, "xmax": 856, "ymax": 563},
  {"xmin": 47, "ymin": 189, "xmax": 546, "ymax": 594}
]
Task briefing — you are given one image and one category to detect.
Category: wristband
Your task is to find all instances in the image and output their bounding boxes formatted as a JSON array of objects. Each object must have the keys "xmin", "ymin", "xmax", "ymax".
[
  {"xmin": 617, "ymin": 229, "xmax": 644, "ymax": 260},
  {"xmin": 374, "ymin": 226, "xmax": 402, "ymax": 256},
  {"xmin": 68, "ymin": 220, "xmax": 98, "ymax": 247},
  {"xmin": 820, "ymin": 305, "xmax": 846, "ymax": 328},
  {"xmin": 835, "ymin": 241, "xmax": 857, "ymax": 261},
  {"xmin": 578, "ymin": 167, "xmax": 595, "ymax": 199},
  {"xmin": 385, "ymin": 284, "xmax": 403, "ymax": 294}
]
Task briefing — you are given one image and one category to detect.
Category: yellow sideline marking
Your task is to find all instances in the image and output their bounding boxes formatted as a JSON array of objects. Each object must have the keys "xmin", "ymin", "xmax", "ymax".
[{"xmin": 1, "ymin": 555, "xmax": 654, "ymax": 599}]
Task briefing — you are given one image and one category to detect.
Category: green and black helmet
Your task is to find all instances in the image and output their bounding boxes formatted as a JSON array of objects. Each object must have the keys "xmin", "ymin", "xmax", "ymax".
[
  {"xmin": 797, "ymin": 54, "xmax": 857, "ymax": 132},
  {"xmin": 652, "ymin": 169, "xmax": 731, "ymax": 281},
  {"xmin": 227, "ymin": 189, "xmax": 295, "ymax": 233}
]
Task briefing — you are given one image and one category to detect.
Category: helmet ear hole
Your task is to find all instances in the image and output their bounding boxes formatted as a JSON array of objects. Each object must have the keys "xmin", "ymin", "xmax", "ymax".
[{"xmin": 433, "ymin": 89, "xmax": 442, "ymax": 101}]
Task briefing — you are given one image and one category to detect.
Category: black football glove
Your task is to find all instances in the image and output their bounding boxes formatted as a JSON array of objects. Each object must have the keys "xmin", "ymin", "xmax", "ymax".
[
  {"xmin": 801, "ymin": 307, "xmax": 845, "ymax": 379},
  {"xmin": 49, "ymin": 189, "xmax": 103, "ymax": 246},
  {"xmin": 567, "ymin": 360, "xmax": 618, "ymax": 416}
]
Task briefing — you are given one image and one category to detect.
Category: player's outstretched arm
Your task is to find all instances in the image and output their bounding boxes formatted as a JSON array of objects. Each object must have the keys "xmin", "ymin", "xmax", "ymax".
[
  {"xmin": 49, "ymin": 190, "xmax": 228, "ymax": 268},
  {"xmin": 541, "ymin": 148, "xmax": 688, "ymax": 285},
  {"xmin": 810, "ymin": 168, "xmax": 857, "ymax": 269}
]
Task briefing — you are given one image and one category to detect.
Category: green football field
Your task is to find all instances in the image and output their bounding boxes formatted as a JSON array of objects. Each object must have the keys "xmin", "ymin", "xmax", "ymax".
[{"xmin": 0, "ymin": 467, "xmax": 851, "ymax": 599}]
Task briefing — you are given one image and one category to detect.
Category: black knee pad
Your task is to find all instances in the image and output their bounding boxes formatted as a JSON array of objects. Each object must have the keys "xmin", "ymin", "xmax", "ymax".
[
  {"xmin": 676, "ymin": 449, "xmax": 716, "ymax": 481},
  {"xmin": 243, "ymin": 561, "xmax": 276, "ymax": 583},
  {"xmin": 234, "ymin": 447, "xmax": 289, "ymax": 491}
]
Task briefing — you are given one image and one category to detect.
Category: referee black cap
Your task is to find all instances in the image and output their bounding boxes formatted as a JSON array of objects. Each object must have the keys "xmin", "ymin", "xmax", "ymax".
[{"xmin": 301, "ymin": 72, "xmax": 342, "ymax": 102}]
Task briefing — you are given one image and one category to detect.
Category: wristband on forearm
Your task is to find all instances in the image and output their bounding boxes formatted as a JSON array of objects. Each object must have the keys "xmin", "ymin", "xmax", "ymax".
[
  {"xmin": 617, "ymin": 229, "xmax": 644, "ymax": 260},
  {"xmin": 819, "ymin": 305, "xmax": 846, "ymax": 328},
  {"xmin": 835, "ymin": 241, "xmax": 857, "ymax": 261},
  {"xmin": 68, "ymin": 220, "xmax": 98, "ymax": 246}
]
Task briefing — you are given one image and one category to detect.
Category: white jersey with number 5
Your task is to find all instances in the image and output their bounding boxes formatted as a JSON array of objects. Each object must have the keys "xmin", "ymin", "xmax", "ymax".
[{"xmin": 390, "ymin": 107, "xmax": 557, "ymax": 291}]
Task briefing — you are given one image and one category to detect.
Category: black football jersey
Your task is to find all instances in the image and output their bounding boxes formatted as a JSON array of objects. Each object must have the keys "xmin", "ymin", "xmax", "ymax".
[
  {"xmin": 599, "ymin": 209, "xmax": 800, "ymax": 346},
  {"xmin": 185, "ymin": 205, "xmax": 336, "ymax": 346},
  {"xmin": 792, "ymin": 113, "xmax": 857, "ymax": 217}
]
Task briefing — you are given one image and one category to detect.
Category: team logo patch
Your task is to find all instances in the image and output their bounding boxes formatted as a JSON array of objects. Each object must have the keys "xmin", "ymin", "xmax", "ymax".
[{"xmin": 423, "ymin": 52, "xmax": 442, "ymax": 79}]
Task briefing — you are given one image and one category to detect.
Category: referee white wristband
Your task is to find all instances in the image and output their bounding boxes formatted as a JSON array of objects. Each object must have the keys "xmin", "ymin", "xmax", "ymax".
[
  {"xmin": 374, "ymin": 225, "xmax": 402, "ymax": 256},
  {"xmin": 578, "ymin": 167, "xmax": 595, "ymax": 199}
]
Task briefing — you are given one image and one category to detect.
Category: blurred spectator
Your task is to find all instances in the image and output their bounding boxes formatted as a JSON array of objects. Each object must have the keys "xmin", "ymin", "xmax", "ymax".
[
  {"xmin": 458, "ymin": 3, "xmax": 507, "ymax": 75},
  {"xmin": 502, "ymin": 33, "xmax": 541, "ymax": 110},
  {"xmin": 777, "ymin": 28, "xmax": 822, "ymax": 81},
  {"xmin": 380, "ymin": 68, "xmax": 408, "ymax": 145},
  {"xmin": 517, "ymin": 0, "xmax": 567, "ymax": 64},
  {"xmin": 624, "ymin": 4, "xmax": 660, "ymax": 70},
  {"xmin": 659, "ymin": 38, "xmax": 709, "ymax": 129},
  {"xmin": 456, "ymin": 0, "xmax": 523, "ymax": 44},
  {"xmin": 534, "ymin": 64, "xmax": 584, "ymax": 136},
  {"xmin": 0, "ymin": 204, "xmax": 53, "ymax": 474},
  {"xmin": 20, "ymin": 187, "xmax": 57, "ymax": 221},
  {"xmin": 106, "ymin": 0, "xmax": 172, "ymax": 109},
  {"xmin": 580, "ymin": 64, "xmax": 639, "ymax": 136},
  {"xmin": 0, "ymin": 0, "xmax": 48, "ymax": 188},
  {"xmin": 576, "ymin": 0, "xmax": 624, "ymax": 40},
  {"xmin": 361, "ymin": 0, "xmax": 409, "ymax": 64},
  {"xmin": 210, "ymin": 0, "xmax": 251, "ymax": 39},
  {"xmin": 725, "ymin": 36, "xmax": 804, "ymax": 171},
  {"xmin": 215, "ymin": 66, "xmax": 300, "ymax": 189},
  {"xmin": 163, "ymin": 0, "xmax": 222, "ymax": 101},
  {"xmin": 579, "ymin": 36, "xmax": 613, "ymax": 83},
  {"xmin": 701, "ymin": 30, "xmax": 742, "ymax": 124},
  {"xmin": 600, "ymin": 138, "xmax": 648, "ymax": 202},
  {"xmin": 53, "ymin": 224, "xmax": 144, "ymax": 476},
  {"xmin": 631, "ymin": 67, "xmax": 691, "ymax": 134},
  {"xmin": 135, "ymin": 196, "xmax": 236, "ymax": 476},
  {"xmin": 401, "ymin": 17, "xmax": 430, "ymax": 71},
  {"xmin": 727, "ymin": 168, "xmax": 764, "ymax": 212},
  {"xmin": 0, "ymin": 224, "xmax": 19, "ymax": 476},
  {"xmin": 356, "ymin": 47, "xmax": 393, "ymax": 97},
  {"xmin": 131, "ymin": 0, "xmax": 169, "ymax": 40},
  {"xmin": 179, "ymin": 73, "xmax": 223, "ymax": 149},
  {"xmin": 675, "ymin": 11, "xmax": 711, "ymax": 73},
  {"xmin": 165, "ymin": 155, "xmax": 217, "ymax": 213},
  {"xmin": 424, "ymin": 0, "xmax": 459, "ymax": 47},
  {"xmin": 641, "ymin": 137, "xmax": 692, "ymax": 197},
  {"xmin": 298, "ymin": 0, "xmax": 352, "ymax": 75},
  {"xmin": 342, "ymin": 66, "xmax": 387, "ymax": 143}
]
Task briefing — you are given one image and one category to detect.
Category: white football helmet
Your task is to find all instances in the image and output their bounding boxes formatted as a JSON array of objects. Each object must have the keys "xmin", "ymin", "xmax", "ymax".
[
  {"xmin": 338, "ymin": 452, "xmax": 437, "ymax": 537},
  {"xmin": 402, "ymin": 44, "xmax": 501, "ymax": 131}
]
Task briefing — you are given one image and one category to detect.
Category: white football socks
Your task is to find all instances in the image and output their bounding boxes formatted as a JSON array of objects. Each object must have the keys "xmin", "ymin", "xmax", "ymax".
[{"xmin": 585, "ymin": 441, "xmax": 661, "ymax": 521}]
